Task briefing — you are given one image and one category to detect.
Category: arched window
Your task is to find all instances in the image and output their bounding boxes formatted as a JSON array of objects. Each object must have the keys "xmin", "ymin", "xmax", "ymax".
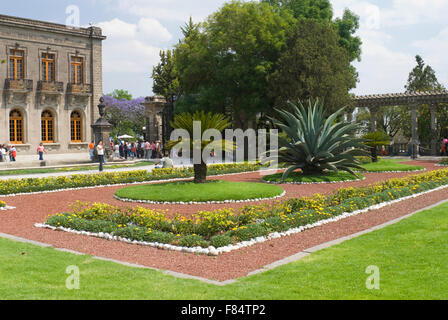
[
  {"xmin": 41, "ymin": 110, "xmax": 54, "ymax": 143},
  {"xmin": 9, "ymin": 109, "xmax": 23, "ymax": 144},
  {"xmin": 70, "ymin": 111, "xmax": 82, "ymax": 142}
]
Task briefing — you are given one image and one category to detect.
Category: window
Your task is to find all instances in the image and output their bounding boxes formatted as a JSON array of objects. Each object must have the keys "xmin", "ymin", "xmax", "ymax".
[
  {"xmin": 41, "ymin": 110, "xmax": 54, "ymax": 143},
  {"xmin": 9, "ymin": 110, "xmax": 23, "ymax": 144},
  {"xmin": 9, "ymin": 49, "xmax": 24, "ymax": 80},
  {"xmin": 70, "ymin": 57, "xmax": 83, "ymax": 84},
  {"xmin": 42, "ymin": 53, "xmax": 55, "ymax": 82},
  {"xmin": 70, "ymin": 111, "xmax": 82, "ymax": 142}
]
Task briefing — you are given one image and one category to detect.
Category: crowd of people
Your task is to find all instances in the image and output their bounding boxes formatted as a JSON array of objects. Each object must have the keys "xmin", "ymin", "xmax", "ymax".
[
  {"xmin": 111, "ymin": 140, "xmax": 164, "ymax": 161},
  {"xmin": 0, "ymin": 145, "xmax": 17, "ymax": 162},
  {"xmin": 88, "ymin": 139, "xmax": 165, "ymax": 162}
]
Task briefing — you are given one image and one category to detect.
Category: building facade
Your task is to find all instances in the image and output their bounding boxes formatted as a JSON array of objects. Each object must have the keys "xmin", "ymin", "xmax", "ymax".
[{"xmin": 0, "ymin": 14, "xmax": 106, "ymax": 155}]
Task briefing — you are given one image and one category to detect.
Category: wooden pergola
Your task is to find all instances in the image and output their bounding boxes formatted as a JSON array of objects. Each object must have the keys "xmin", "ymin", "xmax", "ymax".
[{"xmin": 353, "ymin": 91, "xmax": 448, "ymax": 157}]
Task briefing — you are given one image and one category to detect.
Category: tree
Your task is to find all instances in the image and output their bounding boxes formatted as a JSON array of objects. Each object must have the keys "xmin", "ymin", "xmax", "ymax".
[
  {"xmin": 362, "ymin": 131, "xmax": 390, "ymax": 163},
  {"xmin": 405, "ymin": 55, "xmax": 446, "ymax": 146},
  {"xmin": 174, "ymin": 1, "xmax": 294, "ymax": 128},
  {"xmin": 152, "ymin": 50, "xmax": 181, "ymax": 101},
  {"xmin": 108, "ymin": 89, "xmax": 133, "ymax": 101},
  {"xmin": 262, "ymin": 0, "xmax": 362, "ymax": 62},
  {"xmin": 103, "ymin": 95, "xmax": 146, "ymax": 139},
  {"xmin": 166, "ymin": 111, "xmax": 233, "ymax": 183},
  {"xmin": 268, "ymin": 19, "xmax": 357, "ymax": 115}
]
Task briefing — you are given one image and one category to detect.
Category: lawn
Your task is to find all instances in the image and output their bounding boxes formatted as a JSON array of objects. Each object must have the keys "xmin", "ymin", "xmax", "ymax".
[
  {"xmin": 114, "ymin": 180, "xmax": 284, "ymax": 202},
  {"xmin": 1, "ymin": 201, "xmax": 447, "ymax": 299},
  {"xmin": 0, "ymin": 161, "xmax": 155, "ymax": 176},
  {"xmin": 359, "ymin": 158, "xmax": 424, "ymax": 172}
]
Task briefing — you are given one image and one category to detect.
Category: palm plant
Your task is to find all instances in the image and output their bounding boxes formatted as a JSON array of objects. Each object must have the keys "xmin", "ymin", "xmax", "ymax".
[
  {"xmin": 166, "ymin": 111, "xmax": 234, "ymax": 183},
  {"xmin": 362, "ymin": 131, "xmax": 391, "ymax": 163},
  {"xmin": 269, "ymin": 99, "xmax": 368, "ymax": 181}
]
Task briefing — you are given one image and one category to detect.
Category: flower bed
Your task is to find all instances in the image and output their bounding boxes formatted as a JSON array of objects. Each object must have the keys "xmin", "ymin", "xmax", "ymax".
[
  {"xmin": 39, "ymin": 168, "xmax": 448, "ymax": 255},
  {"xmin": 0, "ymin": 200, "xmax": 6, "ymax": 208},
  {"xmin": 0, "ymin": 163, "xmax": 262, "ymax": 196},
  {"xmin": 262, "ymin": 171, "xmax": 365, "ymax": 184}
]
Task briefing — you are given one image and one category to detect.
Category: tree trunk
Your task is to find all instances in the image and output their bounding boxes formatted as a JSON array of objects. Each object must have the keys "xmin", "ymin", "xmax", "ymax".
[
  {"xmin": 371, "ymin": 147, "xmax": 378, "ymax": 163},
  {"xmin": 194, "ymin": 161, "xmax": 208, "ymax": 184}
]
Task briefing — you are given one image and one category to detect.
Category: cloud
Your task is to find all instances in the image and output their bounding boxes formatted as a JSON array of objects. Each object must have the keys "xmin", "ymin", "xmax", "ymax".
[{"xmin": 97, "ymin": 17, "xmax": 171, "ymax": 73}]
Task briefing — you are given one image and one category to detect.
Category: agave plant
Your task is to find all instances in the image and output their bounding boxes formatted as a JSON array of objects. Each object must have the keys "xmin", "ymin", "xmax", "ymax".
[
  {"xmin": 166, "ymin": 110, "xmax": 234, "ymax": 183},
  {"xmin": 269, "ymin": 99, "xmax": 368, "ymax": 181}
]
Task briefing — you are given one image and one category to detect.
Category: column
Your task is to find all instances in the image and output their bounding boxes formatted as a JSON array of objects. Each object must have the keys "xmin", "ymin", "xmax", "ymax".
[
  {"xmin": 369, "ymin": 106, "xmax": 378, "ymax": 132},
  {"xmin": 430, "ymin": 104, "xmax": 438, "ymax": 156},
  {"xmin": 411, "ymin": 104, "xmax": 419, "ymax": 159}
]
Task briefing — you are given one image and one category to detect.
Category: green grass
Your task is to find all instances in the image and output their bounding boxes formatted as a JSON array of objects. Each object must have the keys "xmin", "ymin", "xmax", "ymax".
[
  {"xmin": 0, "ymin": 161, "xmax": 155, "ymax": 176},
  {"xmin": 1, "ymin": 201, "xmax": 448, "ymax": 299},
  {"xmin": 262, "ymin": 171, "xmax": 363, "ymax": 184},
  {"xmin": 114, "ymin": 180, "xmax": 284, "ymax": 202},
  {"xmin": 358, "ymin": 159, "xmax": 424, "ymax": 172}
]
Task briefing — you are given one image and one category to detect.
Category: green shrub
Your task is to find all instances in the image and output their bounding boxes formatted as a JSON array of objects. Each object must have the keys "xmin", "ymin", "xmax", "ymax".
[
  {"xmin": 177, "ymin": 235, "xmax": 209, "ymax": 248},
  {"xmin": 210, "ymin": 235, "xmax": 233, "ymax": 248}
]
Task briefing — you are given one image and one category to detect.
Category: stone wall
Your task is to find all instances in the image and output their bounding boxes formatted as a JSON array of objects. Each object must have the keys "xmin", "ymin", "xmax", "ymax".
[{"xmin": 0, "ymin": 14, "xmax": 106, "ymax": 155}]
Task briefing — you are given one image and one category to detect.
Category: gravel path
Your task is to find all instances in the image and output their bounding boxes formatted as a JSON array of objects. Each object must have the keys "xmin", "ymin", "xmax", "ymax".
[{"xmin": 0, "ymin": 160, "xmax": 444, "ymax": 281}]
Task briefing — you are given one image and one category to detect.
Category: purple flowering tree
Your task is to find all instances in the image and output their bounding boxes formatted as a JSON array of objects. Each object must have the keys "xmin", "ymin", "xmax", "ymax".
[{"xmin": 103, "ymin": 95, "xmax": 146, "ymax": 139}]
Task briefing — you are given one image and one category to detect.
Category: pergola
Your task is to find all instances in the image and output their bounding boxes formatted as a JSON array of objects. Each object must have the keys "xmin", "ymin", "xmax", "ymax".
[{"xmin": 353, "ymin": 91, "xmax": 448, "ymax": 157}]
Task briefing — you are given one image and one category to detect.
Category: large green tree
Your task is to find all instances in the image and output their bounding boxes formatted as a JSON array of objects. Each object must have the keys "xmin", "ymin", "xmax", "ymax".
[
  {"xmin": 262, "ymin": 0, "xmax": 362, "ymax": 62},
  {"xmin": 175, "ymin": 1, "xmax": 294, "ymax": 128},
  {"xmin": 268, "ymin": 19, "xmax": 356, "ymax": 115}
]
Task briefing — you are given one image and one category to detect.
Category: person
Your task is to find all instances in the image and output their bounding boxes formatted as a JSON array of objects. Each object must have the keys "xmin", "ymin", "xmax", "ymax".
[
  {"xmin": 37, "ymin": 143, "xmax": 46, "ymax": 161},
  {"xmin": 123, "ymin": 141, "xmax": 128, "ymax": 160},
  {"xmin": 9, "ymin": 145, "xmax": 16, "ymax": 162},
  {"xmin": 113, "ymin": 142, "xmax": 120, "ymax": 160},
  {"xmin": 443, "ymin": 137, "xmax": 448, "ymax": 156},
  {"xmin": 97, "ymin": 141, "xmax": 105, "ymax": 172},
  {"xmin": 144, "ymin": 141, "xmax": 151, "ymax": 160},
  {"xmin": 151, "ymin": 141, "xmax": 156, "ymax": 159},
  {"xmin": 0, "ymin": 145, "xmax": 6, "ymax": 162},
  {"xmin": 155, "ymin": 151, "xmax": 174, "ymax": 169},
  {"xmin": 89, "ymin": 141, "xmax": 95, "ymax": 160},
  {"xmin": 130, "ymin": 142, "xmax": 136, "ymax": 160}
]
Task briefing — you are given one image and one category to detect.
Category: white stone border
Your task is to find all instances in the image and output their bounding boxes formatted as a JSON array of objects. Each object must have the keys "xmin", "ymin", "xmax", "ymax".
[
  {"xmin": 113, "ymin": 190, "xmax": 286, "ymax": 205},
  {"xmin": 0, "ymin": 205, "xmax": 16, "ymax": 211},
  {"xmin": 0, "ymin": 168, "xmax": 274, "ymax": 199},
  {"xmin": 35, "ymin": 182, "xmax": 448, "ymax": 257}
]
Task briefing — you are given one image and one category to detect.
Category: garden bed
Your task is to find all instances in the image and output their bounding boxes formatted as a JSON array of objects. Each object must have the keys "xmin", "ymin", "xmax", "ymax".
[
  {"xmin": 0, "ymin": 162, "xmax": 263, "ymax": 196},
  {"xmin": 262, "ymin": 171, "xmax": 364, "ymax": 184},
  {"xmin": 38, "ymin": 168, "xmax": 448, "ymax": 255}
]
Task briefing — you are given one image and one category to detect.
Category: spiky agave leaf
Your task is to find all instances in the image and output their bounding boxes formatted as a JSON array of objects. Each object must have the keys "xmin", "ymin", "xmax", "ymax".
[{"xmin": 270, "ymin": 98, "xmax": 368, "ymax": 181}]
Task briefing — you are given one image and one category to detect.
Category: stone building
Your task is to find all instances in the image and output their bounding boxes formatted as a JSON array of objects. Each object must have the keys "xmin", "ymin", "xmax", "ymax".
[{"xmin": 0, "ymin": 14, "xmax": 106, "ymax": 155}]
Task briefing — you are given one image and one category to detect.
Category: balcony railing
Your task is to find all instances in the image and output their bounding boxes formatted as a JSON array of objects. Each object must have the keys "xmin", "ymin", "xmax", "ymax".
[
  {"xmin": 37, "ymin": 81, "xmax": 64, "ymax": 93},
  {"xmin": 67, "ymin": 83, "xmax": 92, "ymax": 95},
  {"xmin": 5, "ymin": 79, "xmax": 33, "ymax": 91}
]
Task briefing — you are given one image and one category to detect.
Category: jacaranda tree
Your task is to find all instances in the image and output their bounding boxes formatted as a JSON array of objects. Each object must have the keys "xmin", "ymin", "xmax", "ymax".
[{"xmin": 270, "ymin": 99, "xmax": 367, "ymax": 181}]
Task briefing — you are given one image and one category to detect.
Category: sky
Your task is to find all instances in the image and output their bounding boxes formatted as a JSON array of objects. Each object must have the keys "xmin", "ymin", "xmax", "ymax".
[{"xmin": 1, "ymin": 0, "xmax": 448, "ymax": 98}]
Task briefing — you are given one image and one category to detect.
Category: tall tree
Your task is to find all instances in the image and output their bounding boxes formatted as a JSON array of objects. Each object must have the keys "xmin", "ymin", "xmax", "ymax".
[
  {"xmin": 108, "ymin": 89, "xmax": 133, "ymax": 101},
  {"xmin": 268, "ymin": 19, "xmax": 356, "ymax": 114},
  {"xmin": 175, "ymin": 1, "xmax": 294, "ymax": 128},
  {"xmin": 405, "ymin": 55, "xmax": 446, "ymax": 146},
  {"xmin": 262, "ymin": 0, "xmax": 362, "ymax": 62},
  {"xmin": 152, "ymin": 50, "xmax": 181, "ymax": 101}
]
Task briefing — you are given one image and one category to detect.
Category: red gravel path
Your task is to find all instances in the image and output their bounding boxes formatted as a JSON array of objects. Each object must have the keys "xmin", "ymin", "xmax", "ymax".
[{"xmin": 0, "ymin": 160, "xmax": 445, "ymax": 281}]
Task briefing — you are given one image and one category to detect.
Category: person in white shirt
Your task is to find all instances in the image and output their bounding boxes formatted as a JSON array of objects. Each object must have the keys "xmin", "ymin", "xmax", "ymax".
[{"xmin": 96, "ymin": 141, "xmax": 105, "ymax": 172}]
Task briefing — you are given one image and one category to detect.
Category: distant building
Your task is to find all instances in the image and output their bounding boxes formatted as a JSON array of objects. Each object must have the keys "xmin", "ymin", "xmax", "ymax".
[{"xmin": 0, "ymin": 14, "xmax": 106, "ymax": 155}]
